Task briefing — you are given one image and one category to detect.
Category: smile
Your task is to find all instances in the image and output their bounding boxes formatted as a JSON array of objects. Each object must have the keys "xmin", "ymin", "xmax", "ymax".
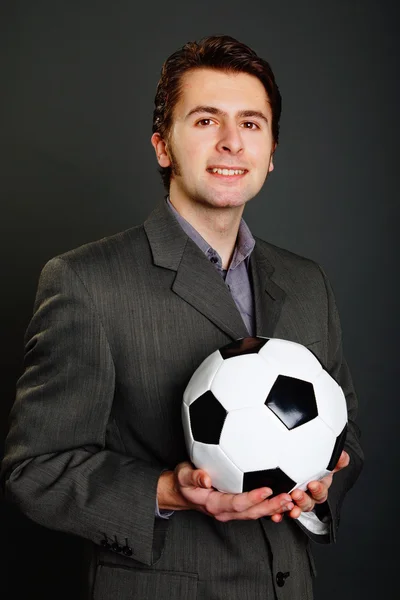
[{"xmin": 207, "ymin": 168, "xmax": 247, "ymax": 176}]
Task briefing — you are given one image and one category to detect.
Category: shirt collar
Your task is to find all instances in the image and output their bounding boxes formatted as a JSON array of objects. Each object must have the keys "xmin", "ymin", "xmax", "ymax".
[{"xmin": 166, "ymin": 196, "xmax": 255, "ymax": 271}]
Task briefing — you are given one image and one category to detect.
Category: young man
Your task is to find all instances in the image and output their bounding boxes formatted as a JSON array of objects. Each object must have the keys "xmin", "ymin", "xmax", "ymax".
[{"xmin": 2, "ymin": 36, "xmax": 363, "ymax": 599}]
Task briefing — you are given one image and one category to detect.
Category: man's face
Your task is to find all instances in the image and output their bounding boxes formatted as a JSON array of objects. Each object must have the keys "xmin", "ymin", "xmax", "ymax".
[{"xmin": 152, "ymin": 68, "xmax": 276, "ymax": 210}]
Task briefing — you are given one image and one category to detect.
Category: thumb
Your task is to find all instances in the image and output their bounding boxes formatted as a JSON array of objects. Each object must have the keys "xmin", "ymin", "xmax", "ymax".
[
  {"xmin": 175, "ymin": 461, "xmax": 196, "ymax": 488},
  {"xmin": 333, "ymin": 450, "xmax": 350, "ymax": 473},
  {"xmin": 193, "ymin": 469, "xmax": 212, "ymax": 489}
]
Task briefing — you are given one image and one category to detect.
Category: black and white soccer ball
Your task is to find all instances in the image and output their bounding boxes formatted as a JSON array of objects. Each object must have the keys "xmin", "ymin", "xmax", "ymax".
[{"xmin": 182, "ymin": 337, "xmax": 348, "ymax": 495}]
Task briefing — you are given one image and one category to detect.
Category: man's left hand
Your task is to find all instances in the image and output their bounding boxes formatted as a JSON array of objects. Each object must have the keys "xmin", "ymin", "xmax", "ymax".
[{"xmin": 270, "ymin": 450, "xmax": 350, "ymax": 523}]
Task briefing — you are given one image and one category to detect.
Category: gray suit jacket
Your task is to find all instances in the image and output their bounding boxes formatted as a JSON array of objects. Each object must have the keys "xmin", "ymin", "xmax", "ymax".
[{"xmin": 2, "ymin": 200, "xmax": 363, "ymax": 599}]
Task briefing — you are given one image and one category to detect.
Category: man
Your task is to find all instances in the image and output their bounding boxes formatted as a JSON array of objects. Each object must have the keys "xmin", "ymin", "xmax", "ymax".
[{"xmin": 1, "ymin": 36, "xmax": 363, "ymax": 599}]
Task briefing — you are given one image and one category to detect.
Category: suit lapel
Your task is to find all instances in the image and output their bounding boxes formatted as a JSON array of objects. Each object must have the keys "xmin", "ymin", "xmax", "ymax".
[
  {"xmin": 173, "ymin": 241, "xmax": 249, "ymax": 340},
  {"xmin": 250, "ymin": 241, "xmax": 287, "ymax": 339},
  {"xmin": 251, "ymin": 242, "xmax": 319, "ymax": 348},
  {"xmin": 144, "ymin": 201, "xmax": 249, "ymax": 341}
]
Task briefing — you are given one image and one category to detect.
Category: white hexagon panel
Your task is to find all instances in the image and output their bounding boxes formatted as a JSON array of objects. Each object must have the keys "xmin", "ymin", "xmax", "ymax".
[
  {"xmin": 192, "ymin": 442, "xmax": 243, "ymax": 494},
  {"xmin": 313, "ymin": 370, "xmax": 348, "ymax": 436},
  {"xmin": 220, "ymin": 406, "xmax": 285, "ymax": 472},
  {"xmin": 211, "ymin": 354, "xmax": 278, "ymax": 411},
  {"xmin": 258, "ymin": 337, "xmax": 323, "ymax": 382},
  {"xmin": 183, "ymin": 350, "xmax": 223, "ymax": 407},
  {"xmin": 278, "ymin": 417, "xmax": 336, "ymax": 484}
]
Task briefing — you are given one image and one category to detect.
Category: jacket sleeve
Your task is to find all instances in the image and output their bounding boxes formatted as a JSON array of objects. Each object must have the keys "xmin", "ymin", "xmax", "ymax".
[
  {"xmin": 301, "ymin": 264, "xmax": 364, "ymax": 545},
  {"xmin": 1, "ymin": 256, "xmax": 167, "ymax": 566}
]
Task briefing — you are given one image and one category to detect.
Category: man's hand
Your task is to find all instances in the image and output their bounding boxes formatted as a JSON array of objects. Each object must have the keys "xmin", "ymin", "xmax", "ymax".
[
  {"xmin": 157, "ymin": 461, "xmax": 295, "ymax": 522},
  {"xmin": 270, "ymin": 450, "xmax": 350, "ymax": 523}
]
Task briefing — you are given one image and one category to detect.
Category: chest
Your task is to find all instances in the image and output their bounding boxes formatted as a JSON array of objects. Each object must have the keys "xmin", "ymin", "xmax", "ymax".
[{"xmin": 98, "ymin": 265, "xmax": 327, "ymax": 465}]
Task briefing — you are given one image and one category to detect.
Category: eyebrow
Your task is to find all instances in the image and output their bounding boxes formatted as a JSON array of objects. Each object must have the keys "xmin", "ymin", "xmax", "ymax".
[{"xmin": 185, "ymin": 105, "xmax": 269, "ymax": 125}]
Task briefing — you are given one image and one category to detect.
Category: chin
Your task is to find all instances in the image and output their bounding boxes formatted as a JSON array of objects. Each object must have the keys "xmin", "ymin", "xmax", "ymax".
[
  {"xmin": 194, "ymin": 188, "xmax": 245, "ymax": 208},
  {"xmin": 210, "ymin": 193, "xmax": 252, "ymax": 209},
  {"xmin": 214, "ymin": 200, "xmax": 246, "ymax": 209}
]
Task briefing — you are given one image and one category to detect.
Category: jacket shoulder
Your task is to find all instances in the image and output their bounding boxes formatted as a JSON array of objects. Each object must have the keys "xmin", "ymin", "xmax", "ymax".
[
  {"xmin": 59, "ymin": 225, "xmax": 147, "ymax": 267},
  {"xmin": 254, "ymin": 236, "xmax": 322, "ymax": 274},
  {"xmin": 36, "ymin": 225, "xmax": 150, "ymax": 297}
]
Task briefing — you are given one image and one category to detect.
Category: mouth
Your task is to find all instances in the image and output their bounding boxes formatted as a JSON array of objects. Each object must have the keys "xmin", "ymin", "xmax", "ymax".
[{"xmin": 206, "ymin": 167, "xmax": 248, "ymax": 179}]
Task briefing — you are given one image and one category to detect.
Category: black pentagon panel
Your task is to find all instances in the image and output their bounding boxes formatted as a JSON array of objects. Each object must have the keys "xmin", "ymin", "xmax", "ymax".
[
  {"xmin": 327, "ymin": 424, "xmax": 348, "ymax": 471},
  {"xmin": 189, "ymin": 391, "xmax": 227, "ymax": 444},
  {"xmin": 219, "ymin": 336, "xmax": 269, "ymax": 359},
  {"xmin": 265, "ymin": 375, "xmax": 318, "ymax": 430},
  {"xmin": 243, "ymin": 468, "xmax": 296, "ymax": 496}
]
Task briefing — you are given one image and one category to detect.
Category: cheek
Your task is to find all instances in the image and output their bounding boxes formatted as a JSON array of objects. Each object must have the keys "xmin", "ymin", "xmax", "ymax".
[
  {"xmin": 182, "ymin": 146, "xmax": 205, "ymax": 176},
  {"xmin": 249, "ymin": 142, "xmax": 273, "ymax": 174}
]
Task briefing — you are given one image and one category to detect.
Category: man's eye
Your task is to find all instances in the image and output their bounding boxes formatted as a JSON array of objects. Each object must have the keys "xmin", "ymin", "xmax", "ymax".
[
  {"xmin": 242, "ymin": 122, "xmax": 258, "ymax": 129},
  {"xmin": 196, "ymin": 119, "xmax": 219, "ymax": 127}
]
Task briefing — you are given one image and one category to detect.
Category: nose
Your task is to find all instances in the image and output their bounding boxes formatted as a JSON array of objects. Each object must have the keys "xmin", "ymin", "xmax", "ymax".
[{"xmin": 216, "ymin": 122, "xmax": 243, "ymax": 155}]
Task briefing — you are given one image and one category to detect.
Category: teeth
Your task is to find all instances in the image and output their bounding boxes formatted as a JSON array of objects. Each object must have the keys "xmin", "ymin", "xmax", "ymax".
[{"xmin": 210, "ymin": 168, "xmax": 245, "ymax": 176}]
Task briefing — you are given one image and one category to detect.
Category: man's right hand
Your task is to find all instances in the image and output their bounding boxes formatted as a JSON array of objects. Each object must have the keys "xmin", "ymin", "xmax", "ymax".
[{"xmin": 157, "ymin": 461, "xmax": 294, "ymax": 522}]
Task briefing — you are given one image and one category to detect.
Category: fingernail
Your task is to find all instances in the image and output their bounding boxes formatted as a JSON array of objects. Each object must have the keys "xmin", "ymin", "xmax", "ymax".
[{"xmin": 261, "ymin": 488, "xmax": 272, "ymax": 499}]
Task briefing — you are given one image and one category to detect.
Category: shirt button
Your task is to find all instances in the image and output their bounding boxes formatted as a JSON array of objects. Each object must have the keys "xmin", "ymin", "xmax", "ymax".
[{"xmin": 210, "ymin": 256, "xmax": 218, "ymax": 264}]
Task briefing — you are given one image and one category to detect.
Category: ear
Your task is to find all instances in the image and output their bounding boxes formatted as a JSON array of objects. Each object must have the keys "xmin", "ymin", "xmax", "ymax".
[
  {"xmin": 151, "ymin": 133, "xmax": 171, "ymax": 168},
  {"xmin": 268, "ymin": 142, "xmax": 277, "ymax": 173},
  {"xmin": 268, "ymin": 156, "xmax": 274, "ymax": 173}
]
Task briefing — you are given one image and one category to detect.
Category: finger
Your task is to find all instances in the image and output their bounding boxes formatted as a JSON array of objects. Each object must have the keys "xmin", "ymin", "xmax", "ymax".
[
  {"xmin": 244, "ymin": 495, "xmax": 294, "ymax": 520},
  {"xmin": 175, "ymin": 462, "xmax": 198, "ymax": 487},
  {"xmin": 215, "ymin": 494, "xmax": 294, "ymax": 522},
  {"xmin": 333, "ymin": 450, "xmax": 350, "ymax": 473},
  {"xmin": 318, "ymin": 473, "xmax": 333, "ymax": 490},
  {"xmin": 287, "ymin": 505, "xmax": 302, "ymax": 519},
  {"xmin": 176, "ymin": 463, "xmax": 211, "ymax": 489},
  {"xmin": 290, "ymin": 489, "xmax": 315, "ymax": 512},
  {"xmin": 307, "ymin": 480, "xmax": 329, "ymax": 503},
  {"xmin": 205, "ymin": 486, "xmax": 274, "ymax": 516},
  {"xmin": 231, "ymin": 487, "xmax": 276, "ymax": 511},
  {"xmin": 230, "ymin": 489, "xmax": 294, "ymax": 515},
  {"xmin": 193, "ymin": 469, "xmax": 212, "ymax": 489},
  {"xmin": 271, "ymin": 513, "xmax": 283, "ymax": 523}
]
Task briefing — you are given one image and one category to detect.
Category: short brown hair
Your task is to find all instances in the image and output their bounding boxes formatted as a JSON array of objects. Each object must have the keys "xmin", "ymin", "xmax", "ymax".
[{"xmin": 152, "ymin": 35, "xmax": 282, "ymax": 192}]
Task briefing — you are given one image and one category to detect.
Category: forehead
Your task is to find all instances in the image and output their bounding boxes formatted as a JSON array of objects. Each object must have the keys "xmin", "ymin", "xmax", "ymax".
[{"xmin": 175, "ymin": 68, "xmax": 271, "ymax": 116}]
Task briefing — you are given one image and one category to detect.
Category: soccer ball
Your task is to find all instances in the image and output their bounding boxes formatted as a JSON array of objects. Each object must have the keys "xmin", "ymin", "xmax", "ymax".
[{"xmin": 182, "ymin": 337, "xmax": 348, "ymax": 495}]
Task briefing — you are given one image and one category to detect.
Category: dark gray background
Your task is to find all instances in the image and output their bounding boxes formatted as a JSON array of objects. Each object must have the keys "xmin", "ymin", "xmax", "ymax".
[{"xmin": 1, "ymin": 1, "xmax": 398, "ymax": 598}]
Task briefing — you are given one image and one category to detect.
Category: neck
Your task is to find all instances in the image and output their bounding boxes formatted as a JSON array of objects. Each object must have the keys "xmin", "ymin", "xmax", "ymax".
[{"xmin": 169, "ymin": 194, "xmax": 244, "ymax": 269}]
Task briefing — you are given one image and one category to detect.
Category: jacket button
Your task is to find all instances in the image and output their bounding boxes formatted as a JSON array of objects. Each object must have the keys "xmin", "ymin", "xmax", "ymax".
[
  {"xmin": 111, "ymin": 542, "xmax": 122, "ymax": 552},
  {"xmin": 100, "ymin": 539, "xmax": 111, "ymax": 550},
  {"xmin": 276, "ymin": 571, "xmax": 290, "ymax": 587},
  {"xmin": 122, "ymin": 545, "xmax": 133, "ymax": 556}
]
